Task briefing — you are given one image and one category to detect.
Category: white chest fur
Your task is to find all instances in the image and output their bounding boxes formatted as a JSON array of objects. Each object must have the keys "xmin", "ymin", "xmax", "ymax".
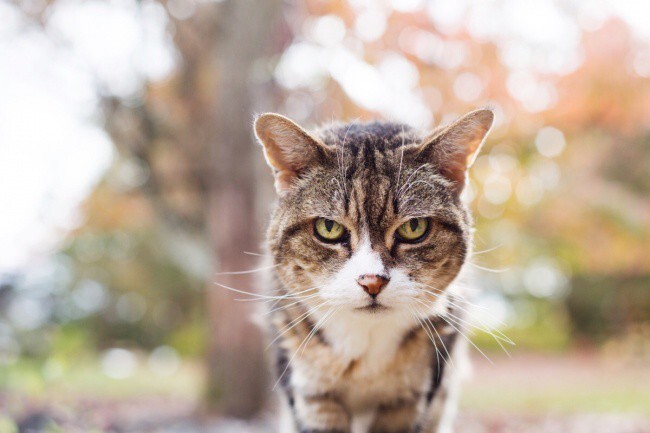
[{"xmin": 318, "ymin": 309, "xmax": 417, "ymax": 376}]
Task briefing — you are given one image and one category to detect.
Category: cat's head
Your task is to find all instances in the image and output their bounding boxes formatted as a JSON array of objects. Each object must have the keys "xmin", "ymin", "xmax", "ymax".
[{"xmin": 255, "ymin": 109, "xmax": 493, "ymax": 316}]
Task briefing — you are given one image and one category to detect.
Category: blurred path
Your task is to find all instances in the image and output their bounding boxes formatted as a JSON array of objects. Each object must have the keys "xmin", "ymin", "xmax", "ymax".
[
  {"xmin": 463, "ymin": 352, "xmax": 650, "ymax": 415},
  {"xmin": 1, "ymin": 353, "xmax": 648, "ymax": 432}
]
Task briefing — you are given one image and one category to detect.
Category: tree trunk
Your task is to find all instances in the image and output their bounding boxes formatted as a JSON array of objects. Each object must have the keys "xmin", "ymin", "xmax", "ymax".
[{"xmin": 205, "ymin": 0, "xmax": 283, "ymax": 418}]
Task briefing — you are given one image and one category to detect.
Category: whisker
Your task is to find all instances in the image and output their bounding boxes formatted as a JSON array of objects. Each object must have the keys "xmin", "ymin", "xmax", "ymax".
[
  {"xmin": 236, "ymin": 297, "xmax": 291, "ymax": 302},
  {"xmin": 215, "ymin": 282, "xmax": 280, "ymax": 300},
  {"xmin": 409, "ymin": 306, "xmax": 448, "ymax": 373},
  {"xmin": 338, "ymin": 120, "xmax": 358, "ymax": 199},
  {"xmin": 444, "ymin": 311, "xmax": 512, "ymax": 357},
  {"xmin": 216, "ymin": 282, "xmax": 314, "ymax": 301},
  {"xmin": 265, "ymin": 293, "xmax": 321, "ymax": 315},
  {"xmin": 396, "ymin": 126, "xmax": 406, "ymax": 194},
  {"xmin": 416, "ymin": 292, "xmax": 506, "ymax": 364},
  {"xmin": 420, "ymin": 290, "xmax": 495, "ymax": 329},
  {"xmin": 418, "ymin": 286, "xmax": 513, "ymax": 346},
  {"xmin": 409, "ymin": 307, "xmax": 440, "ymax": 363},
  {"xmin": 419, "ymin": 284, "xmax": 491, "ymax": 313},
  {"xmin": 472, "ymin": 244, "xmax": 503, "ymax": 256},
  {"xmin": 425, "ymin": 315, "xmax": 456, "ymax": 370},
  {"xmin": 267, "ymin": 301, "xmax": 327, "ymax": 350},
  {"xmin": 409, "ymin": 306, "xmax": 434, "ymax": 344},
  {"xmin": 273, "ymin": 303, "xmax": 333, "ymax": 390},
  {"xmin": 421, "ymin": 290, "xmax": 513, "ymax": 345},
  {"xmin": 440, "ymin": 316, "xmax": 494, "ymax": 365},
  {"xmin": 232, "ymin": 293, "xmax": 309, "ymax": 302},
  {"xmin": 397, "ymin": 163, "xmax": 429, "ymax": 198},
  {"xmin": 399, "ymin": 179, "xmax": 437, "ymax": 198},
  {"xmin": 330, "ymin": 177, "xmax": 346, "ymax": 203},
  {"xmin": 469, "ymin": 262, "xmax": 509, "ymax": 273},
  {"xmin": 413, "ymin": 300, "xmax": 455, "ymax": 368},
  {"xmin": 299, "ymin": 307, "xmax": 337, "ymax": 356},
  {"xmin": 441, "ymin": 302, "xmax": 514, "ymax": 346},
  {"xmin": 243, "ymin": 251, "xmax": 273, "ymax": 258},
  {"xmin": 214, "ymin": 263, "xmax": 280, "ymax": 275},
  {"xmin": 263, "ymin": 287, "xmax": 320, "ymax": 310},
  {"xmin": 283, "ymin": 287, "xmax": 320, "ymax": 297}
]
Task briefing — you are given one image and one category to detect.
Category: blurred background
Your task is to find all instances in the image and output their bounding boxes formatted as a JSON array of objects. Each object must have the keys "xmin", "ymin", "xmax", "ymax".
[{"xmin": 1, "ymin": 0, "xmax": 649, "ymax": 432}]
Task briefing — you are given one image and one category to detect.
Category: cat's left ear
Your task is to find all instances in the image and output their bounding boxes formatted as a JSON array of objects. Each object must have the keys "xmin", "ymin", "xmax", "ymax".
[
  {"xmin": 416, "ymin": 108, "xmax": 494, "ymax": 194},
  {"xmin": 254, "ymin": 113, "xmax": 332, "ymax": 194}
]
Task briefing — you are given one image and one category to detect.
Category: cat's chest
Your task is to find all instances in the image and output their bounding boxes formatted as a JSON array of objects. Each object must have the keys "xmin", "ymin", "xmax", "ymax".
[
  {"xmin": 318, "ymin": 311, "xmax": 430, "ymax": 409},
  {"xmin": 289, "ymin": 310, "xmax": 431, "ymax": 409},
  {"xmin": 320, "ymin": 310, "xmax": 416, "ymax": 376}
]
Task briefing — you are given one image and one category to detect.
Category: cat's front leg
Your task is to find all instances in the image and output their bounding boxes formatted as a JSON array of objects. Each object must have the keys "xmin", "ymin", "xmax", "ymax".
[
  {"xmin": 413, "ymin": 336, "xmax": 467, "ymax": 433},
  {"xmin": 290, "ymin": 392, "xmax": 351, "ymax": 433},
  {"xmin": 368, "ymin": 399, "xmax": 419, "ymax": 433}
]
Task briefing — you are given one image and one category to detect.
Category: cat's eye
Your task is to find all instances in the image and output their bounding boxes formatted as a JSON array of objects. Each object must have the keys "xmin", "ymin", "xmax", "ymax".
[
  {"xmin": 314, "ymin": 218, "xmax": 346, "ymax": 242},
  {"xmin": 396, "ymin": 218, "xmax": 429, "ymax": 242}
]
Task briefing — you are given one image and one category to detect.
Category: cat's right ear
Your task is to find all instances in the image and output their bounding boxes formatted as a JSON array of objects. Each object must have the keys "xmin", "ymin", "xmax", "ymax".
[{"xmin": 254, "ymin": 113, "xmax": 330, "ymax": 194}]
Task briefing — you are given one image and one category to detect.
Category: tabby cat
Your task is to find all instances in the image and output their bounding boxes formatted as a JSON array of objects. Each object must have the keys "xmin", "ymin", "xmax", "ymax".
[{"xmin": 254, "ymin": 108, "xmax": 494, "ymax": 433}]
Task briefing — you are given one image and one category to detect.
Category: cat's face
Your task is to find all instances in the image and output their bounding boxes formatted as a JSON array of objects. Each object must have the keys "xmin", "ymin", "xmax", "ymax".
[{"xmin": 256, "ymin": 111, "xmax": 493, "ymax": 316}]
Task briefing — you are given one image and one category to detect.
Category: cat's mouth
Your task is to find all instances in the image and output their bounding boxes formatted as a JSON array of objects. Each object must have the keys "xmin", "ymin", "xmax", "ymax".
[{"xmin": 355, "ymin": 301, "xmax": 389, "ymax": 313}]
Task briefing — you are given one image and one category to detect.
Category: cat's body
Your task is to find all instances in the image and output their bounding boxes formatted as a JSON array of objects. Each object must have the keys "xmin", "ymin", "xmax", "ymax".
[
  {"xmin": 255, "ymin": 110, "xmax": 494, "ymax": 433},
  {"xmin": 270, "ymin": 281, "xmax": 467, "ymax": 433}
]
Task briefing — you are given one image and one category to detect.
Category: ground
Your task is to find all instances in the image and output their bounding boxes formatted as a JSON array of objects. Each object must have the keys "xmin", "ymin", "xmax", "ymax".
[{"xmin": 1, "ymin": 352, "xmax": 648, "ymax": 433}]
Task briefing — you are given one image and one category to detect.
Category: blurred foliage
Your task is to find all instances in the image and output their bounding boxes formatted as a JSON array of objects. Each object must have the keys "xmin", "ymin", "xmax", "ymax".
[
  {"xmin": 567, "ymin": 275, "xmax": 650, "ymax": 344},
  {"xmin": 82, "ymin": 185, "xmax": 205, "ymax": 356},
  {"xmin": 0, "ymin": 182, "xmax": 206, "ymax": 368}
]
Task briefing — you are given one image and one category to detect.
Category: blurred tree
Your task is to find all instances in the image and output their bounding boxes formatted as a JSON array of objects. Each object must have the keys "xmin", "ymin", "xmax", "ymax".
[
  {"xmin": 102, "ymin": 0, "xmax": 284, "ymax": 417},
  {"xmin": 205, "ymin": 0, "xmax": 283, "ymax": 417},
  {"xmin": 10, "ymin": 0, "xmax": 283, "ymax": 416}
]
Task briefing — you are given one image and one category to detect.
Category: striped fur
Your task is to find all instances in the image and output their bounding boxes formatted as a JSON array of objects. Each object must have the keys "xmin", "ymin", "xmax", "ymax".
[{"xmin": 255, "ymin": 110, "xmax": 494, "ymax": 433}]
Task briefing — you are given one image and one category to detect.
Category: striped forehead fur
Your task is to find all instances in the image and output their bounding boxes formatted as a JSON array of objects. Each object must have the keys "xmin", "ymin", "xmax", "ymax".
[{"xmin": 272, "ymin": 119, "xmax": 470, "ymax": 231}]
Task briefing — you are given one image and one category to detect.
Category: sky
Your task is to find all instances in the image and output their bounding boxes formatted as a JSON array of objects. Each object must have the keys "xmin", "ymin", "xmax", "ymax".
[
  {"xmin": 0, "ymin": 0, "xmax": 174, "ymax": 271},
  {"xmin": 0, "ymin": 0, "xmax": 648, "ymax": 273}
]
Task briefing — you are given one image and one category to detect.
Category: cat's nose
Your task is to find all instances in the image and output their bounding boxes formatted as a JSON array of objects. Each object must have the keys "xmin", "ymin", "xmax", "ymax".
[{"xmin": 357, "ymin": 274, "xmax": 389, "ymax": 298}]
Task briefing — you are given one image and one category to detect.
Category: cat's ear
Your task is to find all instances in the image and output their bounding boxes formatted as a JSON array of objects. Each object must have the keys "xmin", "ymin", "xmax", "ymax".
[
  {"xmin": 416, "ymin": 108, "xmax": 494, "ymax": 194},
  {"xmin": 254, "ymin": 113, "xmax": 331, "ymax": 194}
]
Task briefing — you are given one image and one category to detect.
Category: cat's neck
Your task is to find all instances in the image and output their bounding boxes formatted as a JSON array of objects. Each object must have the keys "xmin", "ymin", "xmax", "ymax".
[{"xmin": 312, "ymin": 308, "xmax": 416, "ymax": 376}]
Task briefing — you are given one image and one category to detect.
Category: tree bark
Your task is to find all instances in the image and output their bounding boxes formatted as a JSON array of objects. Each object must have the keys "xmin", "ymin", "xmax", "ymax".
[{"xmin": 206, "ymin": 0, "xmax": 283, "ymax": 418}]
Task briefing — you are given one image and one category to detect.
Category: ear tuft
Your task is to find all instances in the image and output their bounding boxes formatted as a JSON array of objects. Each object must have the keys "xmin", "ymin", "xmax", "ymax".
[
  {"xmin": 417, "ymin": 108, "xmax": 494, "ymax": 194},
  {"xmin": 254, "ymin": 113, "xmax": 329, "ymax": 194}
]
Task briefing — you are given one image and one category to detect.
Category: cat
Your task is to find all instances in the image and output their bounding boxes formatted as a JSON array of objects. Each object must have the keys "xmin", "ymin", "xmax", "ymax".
[{"xmin": 254, "ymin": 108, "xmax": 494, "ymax": 433}]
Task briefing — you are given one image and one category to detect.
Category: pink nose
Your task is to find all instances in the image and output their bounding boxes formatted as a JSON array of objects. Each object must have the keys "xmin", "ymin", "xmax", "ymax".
[{"xmin": 357, "ymin": 274, "xmax": 389, "ymax": 298}]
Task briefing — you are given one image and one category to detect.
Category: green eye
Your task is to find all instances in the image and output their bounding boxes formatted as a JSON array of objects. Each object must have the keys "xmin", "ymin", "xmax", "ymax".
[
  {"xmin": 396, "ymin": 218, "xmax": 429, "ymax": 242},
  {"xmin": 315, "ymin": 218, "xmax": 346, "ymax": 242}
]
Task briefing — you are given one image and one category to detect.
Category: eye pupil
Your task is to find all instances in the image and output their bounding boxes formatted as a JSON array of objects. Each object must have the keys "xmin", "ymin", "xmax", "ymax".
[
  {"xmin": 396, "ymin": 217, "xmax": 428, "ymax": 242},
  {"xmin": 315, "ymin": 218, "xmax": 346, "ymax": 242}
]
